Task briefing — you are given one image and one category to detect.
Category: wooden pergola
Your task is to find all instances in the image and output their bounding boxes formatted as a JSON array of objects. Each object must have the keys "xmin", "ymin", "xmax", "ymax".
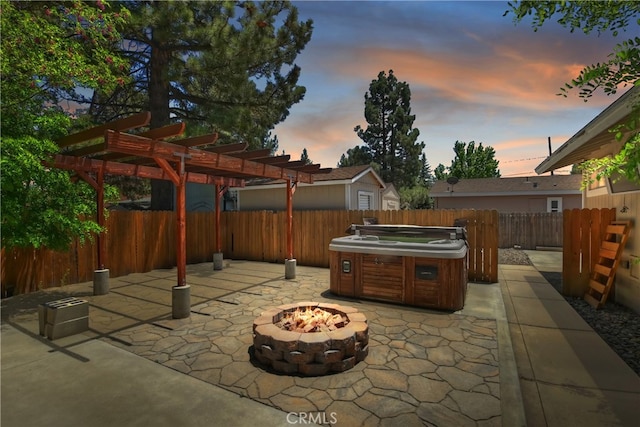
[{"xmin": 53, "ymin": 112, "xmax": 330, "ymax": 318}]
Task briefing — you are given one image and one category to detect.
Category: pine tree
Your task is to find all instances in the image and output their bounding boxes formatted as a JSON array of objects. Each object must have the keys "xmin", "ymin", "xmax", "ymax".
[
  {"xmin": 300, "ymin": 148, "xmax": 312, "ymax": 164},
  {"xmin": 353, "ymin": 70, "xmax": 425, "ymax": 188},
  {"xmin": 82, "ymin": 1, "xmax": 313, "ymax": 209},
  {"xmin": 86, "ymin": 1, "xmax": 313, "ymax": 143}
]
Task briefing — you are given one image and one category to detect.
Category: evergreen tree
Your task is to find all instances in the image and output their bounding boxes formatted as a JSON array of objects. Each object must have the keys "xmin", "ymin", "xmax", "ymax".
[
  {"xmin": 418, "ymin": 153, "xmax": 433, "ymax": 186},
  {"xmin": 300, "ymin": 148, "xmax": 312, "ymax": 164},
  {"xmin": 337, "ymin": 145, "xmax": 373, "ymax": 168},
  {"xmin": 85, "ymin": 1, "xmax": 313, "ymax": 143},
  {"xmin": 80, "ymin": 1, "xmax": 313, "ymax": 209},
  {"xmin": 261, "ymin": 131, "xmax": 280, "ymax": 155},
  {"xmin": 353, "ymin": 70, "xmax": 425, "ymax": 188},
  {"xmin": 435, "ymin": 141, "xmax": 501, "ymax": 180}
]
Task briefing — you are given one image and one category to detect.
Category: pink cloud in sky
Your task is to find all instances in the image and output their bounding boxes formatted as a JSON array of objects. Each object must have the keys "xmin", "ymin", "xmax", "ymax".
[{"xmin": 274, "ymin": 1, "xmax": 625, "ymax": 178}]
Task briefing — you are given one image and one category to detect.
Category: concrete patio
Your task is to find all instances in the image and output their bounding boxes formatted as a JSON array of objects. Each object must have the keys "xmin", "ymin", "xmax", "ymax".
[{"xmin": 1, "ymin": 254, "xmax": 638, "ymax": 426}]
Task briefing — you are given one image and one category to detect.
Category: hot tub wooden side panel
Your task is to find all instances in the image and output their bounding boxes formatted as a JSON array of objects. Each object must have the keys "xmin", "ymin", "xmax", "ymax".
[
  {"xmin": 411, "ymin": 256, "xmax": 467, "ymax": 310},
  {"xmin": 329, "ymin": 249, "xmax": 468, "ymax": 311},
  {"xmin": 330, "ymin": 251, "xmax": 357, "ymax": 297},
  {"xmin": 360, "ymin": 254, "xmax": 403, "ymax": 303}
]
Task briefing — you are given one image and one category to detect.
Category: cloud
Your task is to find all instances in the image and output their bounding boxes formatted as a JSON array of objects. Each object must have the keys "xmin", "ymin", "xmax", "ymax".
[{"xmin": 277, "ymin": 1, "xmax": 626, "ymax": 175}]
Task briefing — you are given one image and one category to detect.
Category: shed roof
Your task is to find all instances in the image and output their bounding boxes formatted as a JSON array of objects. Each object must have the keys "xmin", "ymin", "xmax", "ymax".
[
  {"xmin": 430, "ymin": 175, "xmax": 582, "ymax": 197},
  {"xmin": 238, "ymin": 164, "xmax": 385, "ymax": 189}
]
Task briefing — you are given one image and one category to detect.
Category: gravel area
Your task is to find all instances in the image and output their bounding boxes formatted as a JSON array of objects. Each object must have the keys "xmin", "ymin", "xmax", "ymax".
[
  {"xmin": 498, "ymin": 248, "xmax": 533, "ymax": 266},
  {"xmin": 499, "ymin": 248, "xmax": 640, "ymax": 376}
]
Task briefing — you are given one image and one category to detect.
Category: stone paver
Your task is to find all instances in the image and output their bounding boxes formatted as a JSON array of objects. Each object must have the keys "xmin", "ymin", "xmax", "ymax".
[
  {"xmin": 3, "ymin": 261, "xmax": 502, "ymax": 426},
  {"xmin": 97, "ymin": 262, "xmax": 502, "ymax": 426}
]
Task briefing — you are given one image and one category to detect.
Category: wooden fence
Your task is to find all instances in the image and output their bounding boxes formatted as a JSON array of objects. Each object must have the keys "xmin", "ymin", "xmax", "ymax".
[
  {"xmin": 498, "ymin": 212, "xmax": 564, "ymax": 249},
  {"xmin": 1, "ymin": 209, "xmax": 499, "ymax": 295},
  {"xmin": 562, "ymin": 208, "xmax": 617, "ymax": 297}
]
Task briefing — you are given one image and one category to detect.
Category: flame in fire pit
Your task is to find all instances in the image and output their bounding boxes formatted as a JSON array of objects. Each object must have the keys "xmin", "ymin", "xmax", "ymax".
[{"xmin": 275, "ymin": 307, "xmax": 349, "ymax": 333}]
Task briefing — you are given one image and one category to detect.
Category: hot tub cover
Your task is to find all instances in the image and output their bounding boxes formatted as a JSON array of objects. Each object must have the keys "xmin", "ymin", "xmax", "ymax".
[{"xmin": 329, "ymin": 234, "xmax": 467, "ymax": 259}]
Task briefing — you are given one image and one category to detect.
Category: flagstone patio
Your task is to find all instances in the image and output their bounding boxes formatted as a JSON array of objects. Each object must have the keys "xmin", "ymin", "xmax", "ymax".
[{"xmin": 4, "ymin": 260, "xmax": 503, "ymax": 426}]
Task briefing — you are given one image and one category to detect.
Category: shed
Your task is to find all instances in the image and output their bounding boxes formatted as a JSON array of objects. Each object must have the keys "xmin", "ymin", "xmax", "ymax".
[{"xmin": 235, "ymin": 165, "xmax": 389, "ymax": 211}]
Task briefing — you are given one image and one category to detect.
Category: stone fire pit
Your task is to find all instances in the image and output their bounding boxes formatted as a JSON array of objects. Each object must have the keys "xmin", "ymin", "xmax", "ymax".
[{"xmin": 252, "ymin": 301, "xmax": 368, "ymax": 376}]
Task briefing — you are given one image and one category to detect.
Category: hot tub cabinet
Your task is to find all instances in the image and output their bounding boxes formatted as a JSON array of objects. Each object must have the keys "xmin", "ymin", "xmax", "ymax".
[{"xmin": 329, "ymin": 225, "xmax": 468, "ymax": 311}]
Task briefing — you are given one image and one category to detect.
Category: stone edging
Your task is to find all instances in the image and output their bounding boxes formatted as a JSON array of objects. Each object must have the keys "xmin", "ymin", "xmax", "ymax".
[{"xmin": 252, "ymin": 301, "xmax": 368, "ymax": 376}]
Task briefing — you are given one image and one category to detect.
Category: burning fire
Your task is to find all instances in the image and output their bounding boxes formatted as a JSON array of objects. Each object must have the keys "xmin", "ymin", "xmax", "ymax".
[{"xmin": 276, "ymin": 307, "xmax": 348, "ymax": 333}]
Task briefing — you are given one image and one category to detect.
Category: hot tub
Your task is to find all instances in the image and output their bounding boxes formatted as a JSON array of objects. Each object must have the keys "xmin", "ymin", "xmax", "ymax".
[{"xmin": 329, "ymin": 225, "xmax": 468, "ymax": 311}]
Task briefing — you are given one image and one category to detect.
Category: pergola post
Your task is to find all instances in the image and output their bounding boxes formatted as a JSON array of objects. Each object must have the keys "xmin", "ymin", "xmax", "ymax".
[
  {"xmin": 213, "ymin": 184, "xmax": 227, "ymax": 270},
  {"xmin": 51, "ymin": 113, "xmax": 330, "ymax": 311},
  {"xmin": 154, "ymin": 154, "xmax": 191, "ymax": 319},
  {"xmin": 285, "ymin": 179, "xmax": 297, "ymax": 279},
  {"xmin": 172, "ymin": 153, "xmax": 190, "ymax": 318},
  {"xmin": 75, "ymin": 168, "xmax": 109, "ymax": 295},
  {"xmin": 93, "ymin": 167, "xmax": 110, "ymax": 295}
]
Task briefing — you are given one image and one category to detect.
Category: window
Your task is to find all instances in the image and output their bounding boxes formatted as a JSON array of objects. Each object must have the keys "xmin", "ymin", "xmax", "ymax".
[
  {"xmin": 607, "ymin": 171, "xmax": 640, "ymax": 194},
  {"xmin": 358, "ymin": 191, "xmax": 374, "ymax": 210},
  {"xmin": 588, "ymin": 171, "xmax": 607, "ymax": 190},
  {"xmin": 547, "ymin": 197, "xmax": 562, "ymax": 213}
]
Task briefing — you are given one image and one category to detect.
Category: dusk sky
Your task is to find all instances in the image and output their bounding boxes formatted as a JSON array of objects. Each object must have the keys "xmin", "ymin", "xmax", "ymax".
[{"xmin": 273, "ymin": 1, "xmax": 631, "ymax": 177}]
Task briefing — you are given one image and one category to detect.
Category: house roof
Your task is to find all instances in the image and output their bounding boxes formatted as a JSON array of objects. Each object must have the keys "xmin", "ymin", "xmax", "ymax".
[
  {"xmin": 536, "ymin": 85, "xmax": 640, "ymax": 174},
  {"xmin": 382, "ymin": 183, "xmax": 399, "ymax": 197},
  {"xmin": 238, "ymin": 164, "xmax": 386, "ymax": 189},
  {"xmin": 430, "ymin": 175, "xmax": 582, "ymax": 197}
]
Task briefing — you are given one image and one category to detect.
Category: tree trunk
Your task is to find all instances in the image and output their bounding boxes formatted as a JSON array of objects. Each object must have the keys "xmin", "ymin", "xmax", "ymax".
[{"xmin": 149, "ymin": 38, "xmax": 175, "ymax": 210}]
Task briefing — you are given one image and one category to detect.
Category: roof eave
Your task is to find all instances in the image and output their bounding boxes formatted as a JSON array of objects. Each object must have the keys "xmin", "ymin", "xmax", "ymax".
[
  {"xmin": 536, "ymin": 86, "xmax": 640, "ymax": 174},
  {"xmin": 431, "ymin": 190, "xmax": 582, "ymax": 197}
]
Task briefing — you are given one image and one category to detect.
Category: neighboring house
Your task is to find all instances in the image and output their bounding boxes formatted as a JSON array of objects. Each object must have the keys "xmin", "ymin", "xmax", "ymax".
[
  {"xmin": 235, "ymin": 165, "xmax": 391, "ymax": 211},
  {"xmin": 430, "ymin": 175, "xmax": 583, "ymax": 212},
  {"xmin": 381, "ymin": 183, "xmax": 401, "ymax": 210},
  {"xmin": 536, "ymin": 85, "xmax": 640, "ymax": 313}
]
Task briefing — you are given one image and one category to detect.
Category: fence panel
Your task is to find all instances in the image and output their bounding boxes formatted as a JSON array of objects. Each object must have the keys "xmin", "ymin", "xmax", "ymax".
[
  {"xmin": 562, "ymin": 208, "xmax": 616, "ymax": 296},
  {"xmin": 2, "ymin": 208, "xmax": 501, "ymax": 295},
  {"xmin": 498, "ymin": 212, "xmax": 563, "ymax": 249}
]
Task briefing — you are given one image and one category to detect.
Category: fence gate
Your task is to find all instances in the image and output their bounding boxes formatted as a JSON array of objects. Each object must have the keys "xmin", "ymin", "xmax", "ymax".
[{"xmin": 562, "ymin": 208, "xmax": 617, "ymax": 297}]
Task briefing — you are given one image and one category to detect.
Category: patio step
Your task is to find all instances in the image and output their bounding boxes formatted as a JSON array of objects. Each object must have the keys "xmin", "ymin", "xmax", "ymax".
[{"xmin": 584, "ymin": 221, "xmax": 631, "ymax": 309}]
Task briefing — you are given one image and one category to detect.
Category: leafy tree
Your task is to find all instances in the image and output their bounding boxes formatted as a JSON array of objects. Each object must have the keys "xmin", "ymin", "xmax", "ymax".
[
  {"xmin": 337, "ymin": 145, "xmax": 374, "ymax": 168},
  {"xmin": 1, "ymin": 137, "xmax": 119, "ymax": 251},
  {"xmin": 505, "ymin": 1, "xmax": 640, "ymax": 184},
  {"xmin": 1, "ymin": 1, "xmax": 130, "ymax": 138},
  {"xmin": 399, "ymin": 186, "xmax": 432, "ymax": 210},
  {"xmin": 433, "ymin": 164, "xmax": 447, "ymax": 181},
  {"xmin": 435, "ymin": 141, "xmax": 501, "ymax": 180},
  {"xmin": 1, "ymin": 1, "xmax": 128, "ymax": 250},
  {"xmin": 353, "ymin": 70, "xmax": 426, "ymax": 189}
]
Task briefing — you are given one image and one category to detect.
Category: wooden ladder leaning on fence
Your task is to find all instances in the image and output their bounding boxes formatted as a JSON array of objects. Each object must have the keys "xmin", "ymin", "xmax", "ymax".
[{"xmin": 584, "ymin": 221, "xmax": 632, "ymax": 309}]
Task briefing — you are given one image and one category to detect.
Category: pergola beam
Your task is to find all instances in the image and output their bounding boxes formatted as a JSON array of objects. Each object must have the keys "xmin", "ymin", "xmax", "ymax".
[
  {"xmin": 105, "ymin": 131, "xmax": 315, "ymax": 184},
  {"xmin": 57, "ymin": 111, "xmax": 151, "ymax": 148},
  {"xmin": 53, "ymin": 154, "xmax": 244, "ymax": 187},
  {"xmin": 50, "ymin": 112, "xmax": 331, "ymax": 319},
  {"xmin": 228, "ymin": 148, "xmax": 272, "ymax": 160},
  {"xmin": 64, "ymin": 122, "xmax": 188, "ymax": 158},
  {"xmin": 203, "ymin": 142, "xmax": 248, "ymax": 154}
]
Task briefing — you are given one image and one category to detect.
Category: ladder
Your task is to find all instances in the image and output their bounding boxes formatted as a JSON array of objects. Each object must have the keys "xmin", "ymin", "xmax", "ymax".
[{"xmin": 584, "ymin": 221, "xmax": 631, "ymax": 309}]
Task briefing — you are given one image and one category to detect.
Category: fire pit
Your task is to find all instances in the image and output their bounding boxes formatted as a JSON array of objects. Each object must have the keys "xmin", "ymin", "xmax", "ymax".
[{"xmin": 252, "ymin": 302, "xmax": 368, "ymax": 376}]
